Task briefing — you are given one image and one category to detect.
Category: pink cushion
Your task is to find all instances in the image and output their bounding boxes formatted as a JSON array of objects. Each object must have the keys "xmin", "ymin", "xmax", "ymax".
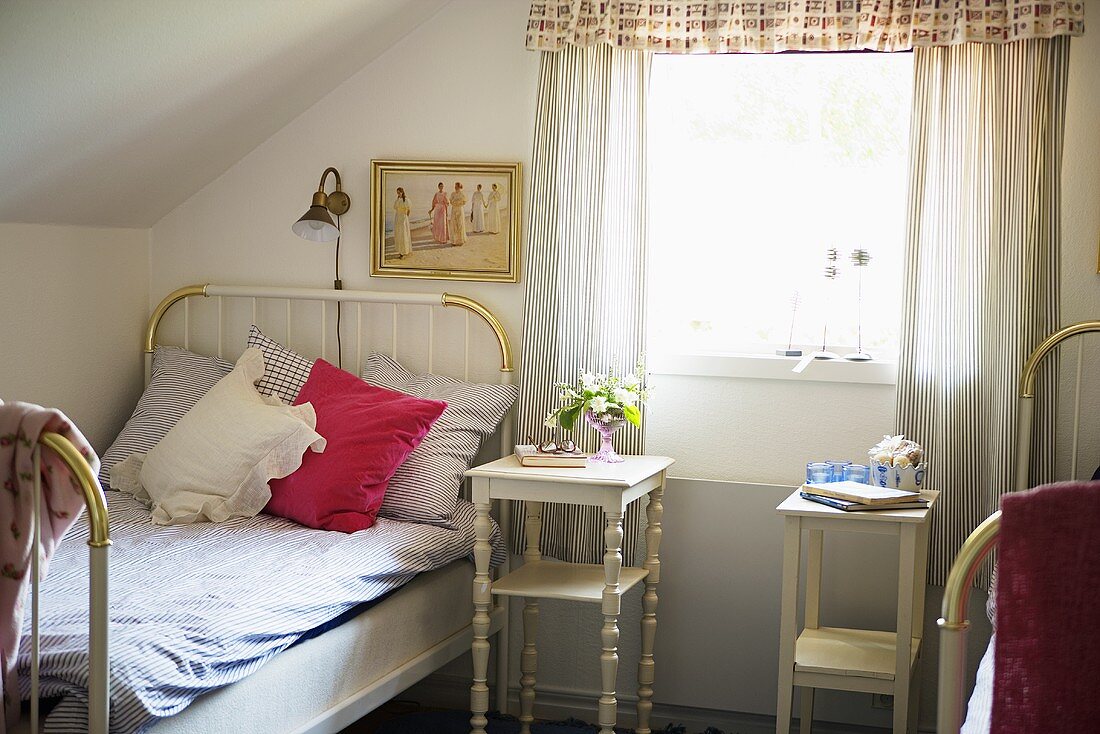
[{"xmin": 266, "ymin": 359, "xmax": 446, "ymax": 532}]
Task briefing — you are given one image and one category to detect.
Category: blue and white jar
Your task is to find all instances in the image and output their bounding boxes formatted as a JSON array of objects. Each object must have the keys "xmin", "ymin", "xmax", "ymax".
[{"xmin": 871, "ymin": 461, "xmax": 926, "ymax": 491}]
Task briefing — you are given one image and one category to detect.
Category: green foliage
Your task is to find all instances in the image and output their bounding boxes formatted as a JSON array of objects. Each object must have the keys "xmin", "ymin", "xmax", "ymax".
[{"xmin": 544, "ymin": 362, "xmax": 650, "ymax": 432}]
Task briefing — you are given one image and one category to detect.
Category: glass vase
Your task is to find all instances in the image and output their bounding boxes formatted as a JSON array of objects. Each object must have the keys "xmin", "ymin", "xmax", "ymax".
[{"xmin": 585, "ymin": 409, "xmax": 626, "ymax": 464}]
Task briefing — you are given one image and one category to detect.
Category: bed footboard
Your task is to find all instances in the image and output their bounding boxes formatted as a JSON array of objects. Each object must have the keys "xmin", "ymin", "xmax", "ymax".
[
  {"xmin": 936, "ymin": 511, "xmax": 1000, "ymax": 734},
  {"xmin": 32, "ymin": 433, "xmax": 111, "ymax": 734}
]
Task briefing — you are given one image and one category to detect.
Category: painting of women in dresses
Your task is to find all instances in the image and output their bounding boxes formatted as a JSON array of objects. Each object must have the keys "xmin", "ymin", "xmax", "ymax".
[
  {"xmin": 393, "ymin": 187, "xmax": 412, "ymax": 258},
  {"xmin": 470, "ymin": 184, "xmax": 486, "ymax": 233},
  {"xmin": 449, "ymin": 182, "xmax": 468, "ymax": 246},
  {"xmin": 429, "ymin": 183, "xmax": 448, "ymax": 244},
  {"xmin": 486, "ymin": 183, "xmax": 502, "ymax": 234},
  {"xmin": 372, "ymin": 160, "xmax": 521, "ymax": 283}
]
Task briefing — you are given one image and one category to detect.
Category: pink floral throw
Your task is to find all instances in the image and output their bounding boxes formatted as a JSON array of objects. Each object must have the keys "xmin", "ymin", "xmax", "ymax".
[{"xmin": 0, "ymin": 401, "xmax": 96, "ymax": 733}]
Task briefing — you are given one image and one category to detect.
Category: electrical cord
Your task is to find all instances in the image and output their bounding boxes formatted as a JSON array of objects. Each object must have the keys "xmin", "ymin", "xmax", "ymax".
[{"xmin": 335, "ymin": 214, "xmax": 343, "ymax": 369}]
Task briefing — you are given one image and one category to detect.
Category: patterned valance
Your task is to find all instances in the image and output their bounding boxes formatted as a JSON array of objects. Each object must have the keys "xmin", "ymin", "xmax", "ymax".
[{"xmin": 525, "ymin": 2, "xmax": 1085, "ymax": 53}]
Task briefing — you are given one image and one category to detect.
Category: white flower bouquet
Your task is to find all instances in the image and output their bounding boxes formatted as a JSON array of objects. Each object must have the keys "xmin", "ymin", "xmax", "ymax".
[{"xmin": 544, "ymin": 365, "xmax": 649, "ymax": 431}]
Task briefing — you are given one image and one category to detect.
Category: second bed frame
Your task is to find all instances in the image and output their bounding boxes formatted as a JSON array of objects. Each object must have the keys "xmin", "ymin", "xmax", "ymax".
[{"xmin": 936, "ymin": 320, "xmax": 1100, "ymax": 732}]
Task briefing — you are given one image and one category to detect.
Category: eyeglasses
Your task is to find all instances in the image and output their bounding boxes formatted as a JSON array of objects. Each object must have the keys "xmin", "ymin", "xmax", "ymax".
[{"xmin": 528, "ymin": 436, "xmax": 578, "ymax": 454}]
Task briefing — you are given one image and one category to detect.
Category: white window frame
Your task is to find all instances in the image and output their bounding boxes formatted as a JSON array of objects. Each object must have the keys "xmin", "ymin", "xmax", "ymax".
[
  {"xmin": 649, "ymin": 351, "xmax": 897, "ymax": 385},
  {"xmin": 645, "ymin": 52, "xmax": 912, "ymax": 386}
]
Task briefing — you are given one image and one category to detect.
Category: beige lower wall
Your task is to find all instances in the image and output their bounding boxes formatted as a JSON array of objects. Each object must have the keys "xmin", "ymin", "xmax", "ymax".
[
  {"xmin": 648, "ymin": 374, "xmax": 896, "ymax": 484},
  {"xmin": 0, "ymin": 222, "xmax": 149, "ymax": 452}
]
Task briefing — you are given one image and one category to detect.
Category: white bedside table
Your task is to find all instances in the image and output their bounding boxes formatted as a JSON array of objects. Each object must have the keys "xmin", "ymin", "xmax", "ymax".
[
  {"xmin": 774, "ymin": 488, "xmax": 939, "ymax": 734},
  {"xmin": 465, "ymin": 455, "xmax": 674, "ymax": 734}
]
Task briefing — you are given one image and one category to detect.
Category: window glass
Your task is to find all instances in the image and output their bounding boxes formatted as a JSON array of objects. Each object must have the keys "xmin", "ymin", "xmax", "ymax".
[{"xmin": 648, "ymin": 52, "xmax": 914, "ymax": 359}]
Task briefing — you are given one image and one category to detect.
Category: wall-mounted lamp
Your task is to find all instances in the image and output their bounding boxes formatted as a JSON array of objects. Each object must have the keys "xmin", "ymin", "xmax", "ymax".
[{"xmin": 292, "ymin": 166, "xmax": 350, "ymax": 290}]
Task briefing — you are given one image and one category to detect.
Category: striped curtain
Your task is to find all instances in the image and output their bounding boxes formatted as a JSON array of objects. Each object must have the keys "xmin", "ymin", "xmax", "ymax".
[
  {"xmin": 896, "ymin": 37, "xmax": 1070, "ymax": 586},
  {"xmin": 513, "ymin": 44, "xmax": 651, "ymax": 564}
]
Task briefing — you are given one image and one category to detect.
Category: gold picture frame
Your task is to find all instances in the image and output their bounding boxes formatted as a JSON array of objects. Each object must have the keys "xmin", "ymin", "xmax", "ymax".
[{"xmin": 371, "ymin": 159, "xmax": 521, "ymax": 282}]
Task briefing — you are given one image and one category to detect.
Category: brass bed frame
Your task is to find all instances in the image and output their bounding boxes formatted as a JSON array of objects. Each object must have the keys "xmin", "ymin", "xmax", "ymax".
[
  {"xmin": 25, "ymin": 283, "xmax": 515, "ymax": 734},
  {"xmin": 936, "ymin": 320, "xmax": 1100, "ymax": 732},
  {"xmin": 27, "ymin": 434, "xmax": 111, "ymax": 734}
]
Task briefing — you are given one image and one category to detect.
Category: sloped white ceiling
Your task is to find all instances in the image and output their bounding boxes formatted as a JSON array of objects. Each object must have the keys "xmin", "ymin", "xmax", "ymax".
[{"xmin": 0, "ymin": 0, "xmax": 447, "ymax": 227}]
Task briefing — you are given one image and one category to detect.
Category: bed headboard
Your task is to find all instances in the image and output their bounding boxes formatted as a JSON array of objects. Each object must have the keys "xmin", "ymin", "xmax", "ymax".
[
  {"xmin": 144, "ymin": 282, "xmax": 516, "ymax": 475},
  {"xmin": 1016, "ymin": 320, "xmax": 1100, "ymax": 491}
]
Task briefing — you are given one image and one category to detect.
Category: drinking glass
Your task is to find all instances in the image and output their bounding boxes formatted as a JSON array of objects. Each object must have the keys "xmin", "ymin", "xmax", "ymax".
[
  {"xmin": 806, "ymin": 462, "xmax": 832, "ymax": 484},
  {"xmin": 826, "ymin": 460, "xmax": 851, "ymax": 482},
  {"xmin": 842, "ymin": 463, "xmax": 871, "ymax": 484}
]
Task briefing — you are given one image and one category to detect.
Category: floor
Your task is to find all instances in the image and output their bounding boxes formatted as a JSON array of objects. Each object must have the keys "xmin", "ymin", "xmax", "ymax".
[
  {"xmin": 340, "ymin": 703, "xmax": 627, "ymax": 734},
  {"xmin": 338, "ymin": 700, "xmax": 428, "ymax": 733}
]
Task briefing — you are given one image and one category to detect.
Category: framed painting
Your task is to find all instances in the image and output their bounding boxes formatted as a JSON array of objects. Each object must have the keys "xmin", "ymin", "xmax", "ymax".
[{"xmin": 370, "ymin": 159, "xmax": 521, "ymax": 282}]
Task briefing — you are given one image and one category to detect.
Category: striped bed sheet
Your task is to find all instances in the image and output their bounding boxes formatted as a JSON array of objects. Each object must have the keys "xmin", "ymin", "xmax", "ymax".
[{"xmin": 17, "ymin": 492, "xmax": 503, "ymax": 734}]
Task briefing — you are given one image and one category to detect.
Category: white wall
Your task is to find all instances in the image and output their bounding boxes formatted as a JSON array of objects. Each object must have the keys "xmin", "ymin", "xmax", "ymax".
[
  {"xmin": 1058, "ymin": 25, "xmax": 1100, "ymax": 482},
  {"xmin": 0, "ymin": 223, "xmax": 149, "ymax": 452},
  {"xmin": 146, "ymin": 1, "xmax": 1100, "ymax": 730},
  {"xmin": 149, "ymin": 0, "xmax": 535, "ymax": 353}
]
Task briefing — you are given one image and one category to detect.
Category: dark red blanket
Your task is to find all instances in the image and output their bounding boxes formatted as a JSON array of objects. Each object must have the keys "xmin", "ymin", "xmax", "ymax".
[{"xmin": 991, "ymin": 481, "xmax": 1100, "ymax": 733}]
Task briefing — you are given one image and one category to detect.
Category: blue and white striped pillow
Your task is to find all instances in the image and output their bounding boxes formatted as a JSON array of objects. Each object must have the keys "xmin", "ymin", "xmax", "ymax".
[
  {"xmin": 99, "ymin": 346, "xmax": 233, "ymax": 488},
  {"xmin": 362, "ymin": 353, "xmax": 517, "ymax": 525},
  {"xmin": 240, "ymin": 328, "xmax": 518, "ymax": 525}
]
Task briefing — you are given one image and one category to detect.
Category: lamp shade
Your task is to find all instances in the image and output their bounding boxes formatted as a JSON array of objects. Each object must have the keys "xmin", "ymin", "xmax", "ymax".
[{"xmin": 292, "ymin": 205, "xmax": 340, "ymax": 242}]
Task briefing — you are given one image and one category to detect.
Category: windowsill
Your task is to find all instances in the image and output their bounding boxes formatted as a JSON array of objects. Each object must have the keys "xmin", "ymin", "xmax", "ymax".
[{"xmin": 649, "ymin": 352, "xmax": 897, "ymax": 385}]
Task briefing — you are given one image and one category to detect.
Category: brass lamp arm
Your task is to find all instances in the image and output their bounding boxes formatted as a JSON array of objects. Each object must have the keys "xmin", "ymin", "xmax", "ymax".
[
  {"xmin": 312, "ymin": 166, "xmax": 350, "ymax": 216},
  {"xmin": 318, "ymin": 166, "xmax": 342, "ymax": 192}
]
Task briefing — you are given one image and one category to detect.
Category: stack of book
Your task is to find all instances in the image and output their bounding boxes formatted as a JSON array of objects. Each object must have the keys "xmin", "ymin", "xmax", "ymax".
[
  {"xmin": 514, "ymin": 444, "xmax": 588, "ymax": 467},
  {"xmin": 800, "ymin": 480, "xmax": 928, "ymax": 512}
]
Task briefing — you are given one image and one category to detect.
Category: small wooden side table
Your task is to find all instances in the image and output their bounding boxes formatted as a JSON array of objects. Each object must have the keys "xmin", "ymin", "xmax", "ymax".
[
  {"xmin": 465, "ymin": 455, "xmax": 674, "ymax": 734},
  {"xmin": 774, "ymin": 489, "xmax": 939, "ymax": 734}
]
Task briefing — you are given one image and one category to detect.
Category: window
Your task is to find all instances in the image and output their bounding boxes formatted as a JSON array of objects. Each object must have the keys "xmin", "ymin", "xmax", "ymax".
[{"xmin": 647, "ymin": 53, "xmax": 913, "ymax": 364}]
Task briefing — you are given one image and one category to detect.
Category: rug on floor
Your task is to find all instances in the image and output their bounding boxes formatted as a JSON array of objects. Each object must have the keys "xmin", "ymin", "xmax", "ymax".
[
  {"xmin": 375, "ymin": 711, "xmax": 726, "ymax": 734},
  {"xmin": 376, "ymin": 712, "xmax": 614, "ymax": 733}
]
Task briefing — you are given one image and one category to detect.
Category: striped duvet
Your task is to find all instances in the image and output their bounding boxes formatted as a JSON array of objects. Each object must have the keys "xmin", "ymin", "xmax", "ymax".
[{"xmin": 17, "ymin": 492, "xmax": 502, "ymax": 733}]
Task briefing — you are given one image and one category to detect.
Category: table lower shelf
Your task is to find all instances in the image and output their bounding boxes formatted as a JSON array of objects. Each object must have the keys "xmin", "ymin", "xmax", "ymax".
[
  {"xmin": 794, "ymin": 627, "xmax": 921, "ymax": 682},
  {"xmin": 491, "ymin": 561, "xmax": 649, "ymax": 603}
]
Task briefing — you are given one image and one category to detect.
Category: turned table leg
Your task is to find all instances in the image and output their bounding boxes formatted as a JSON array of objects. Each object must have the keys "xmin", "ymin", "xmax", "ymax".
[
  {"xmin": 599, "ymin": 509, "xmax": 624, "ymax": 734},
  {"xmin": 519, "ymin": 501, "xmax": 543, "ymax": 734},
  {"xmin": 469, "ymin": 493, "xmax": 493, "ymax": 734},
  {"xmin": 519, "ymin": 598, "xmax": 539, "ymax": 734},
  {"xmin": 636, "ymin": 481, "xmax": 664, "ymax": 734}
]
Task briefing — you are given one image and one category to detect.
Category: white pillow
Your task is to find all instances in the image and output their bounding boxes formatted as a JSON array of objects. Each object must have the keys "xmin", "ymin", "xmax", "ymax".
[{"xmin": 111, "ymin": 348, "xmax": 326, "ymax": 525}]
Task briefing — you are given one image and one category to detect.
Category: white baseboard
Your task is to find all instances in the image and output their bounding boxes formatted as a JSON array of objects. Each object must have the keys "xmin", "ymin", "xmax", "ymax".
[{"xmin": 402, "ymin": 672, "xmax": 903, "ymax": 734}]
